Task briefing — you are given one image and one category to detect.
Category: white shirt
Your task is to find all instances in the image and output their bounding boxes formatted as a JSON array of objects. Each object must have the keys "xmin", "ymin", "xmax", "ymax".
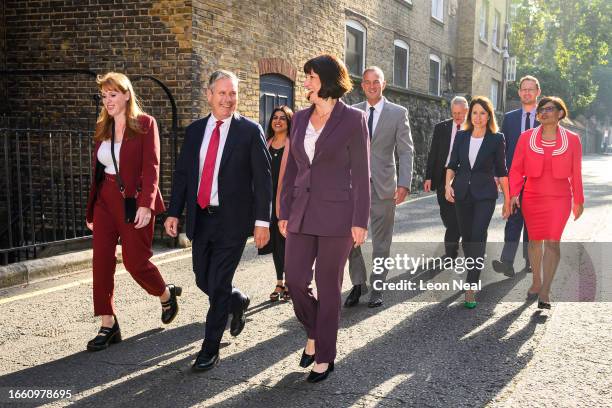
[
  {"xmin": 98, "ymin": 140, "xmax": 122, "ymax": 174},
  {"xmin": 521, "ymin": 108, "xmax": 537, "ymax": 133},
  {"xmin": 445, "ymin": 121, "xmax": 462, "ymax": 167},
  {"xmin": 468, "ymin": 136, "xmax": 484, "ymax": 168},
  {"xmin": 366, "ymin": 98, "xmax": 385, "ymax": 137},
  {"xmin": 197, "ymin": 113, "xmax": 269, "ymax": 227},
  {"xmin": 304, "ymin": 121, "xmax": 323, "ymax": 164}
]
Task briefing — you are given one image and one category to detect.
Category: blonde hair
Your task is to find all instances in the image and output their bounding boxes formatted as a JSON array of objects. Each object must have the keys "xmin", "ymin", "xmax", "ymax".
[{"xmin": 94, "ymin": 72, "xmax": 145, "ymax": 142}]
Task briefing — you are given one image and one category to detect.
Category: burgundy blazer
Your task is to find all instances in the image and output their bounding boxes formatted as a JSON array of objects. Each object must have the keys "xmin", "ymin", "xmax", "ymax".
[
  {"xmin": 85, "ymin": 114, "xmax": 166, "ymax": 223},
  {"xmin": 279, "ymin": 100, "xmax": 370, "ymax": 237}
]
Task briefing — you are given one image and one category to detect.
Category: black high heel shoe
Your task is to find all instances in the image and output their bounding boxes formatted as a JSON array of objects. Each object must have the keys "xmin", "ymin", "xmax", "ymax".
[
  {"xmin": 299, "ymin": 349, "xmax": 315, "ymax": 368},
  {"xmin": 537, "ymin": 299, "xmax": 551, "ymax": 309},
  {"xmin": 161, "ymin": 284, "xmax": 182, "ymax": 324},
  {"xmin": 87, "ymin": 317, "xmax": 121, "ymax": 352},
  {"xmin": 307, "ymin": 361, "xmax": 334, "ymax": 383}
]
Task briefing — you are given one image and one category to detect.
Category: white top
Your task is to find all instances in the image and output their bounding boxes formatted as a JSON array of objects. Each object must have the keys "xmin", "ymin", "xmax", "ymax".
[
  {"xmin": 468, "ymin": 136, "xmax": 484, "ymax": 168},
  {"xmin": 97, "ymin": 140, "xmax": 122, "ymax": 174},
  {"xmin": 197, "ymin": 113, "xmax": 269, "ymax": 227},
  {"xmin": 366, "ymin": 97, "xmax": 385, "ymax": 137},
  {"xmin": 445, "ymin": 121, "xmax": 462, "ymax": 167},
  {"xmin": 304, "ymin": 121, "xmax": 324, "ymax": 164}
]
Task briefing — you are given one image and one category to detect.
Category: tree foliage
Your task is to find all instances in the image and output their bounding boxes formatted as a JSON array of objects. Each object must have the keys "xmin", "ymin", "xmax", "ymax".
[{"xmin": 508, "ymin": 0, "xmax": 610, "ymax": 118}]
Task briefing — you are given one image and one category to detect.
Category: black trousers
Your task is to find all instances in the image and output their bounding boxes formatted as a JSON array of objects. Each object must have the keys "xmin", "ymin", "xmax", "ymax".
[
  {"xmin": 192, "ymin": 207, "xmax": 248, "ymax": 355},
  {"xmin": 454, "ymin": 192, "xmax": 496, "ymax": 284},
  {"xmin": 270, "ymin": 217, "xmax": 286, "ymax": 280},
  {"xmin": 436, "ymin": 187, "xmax": 461, "ymax": 258}
]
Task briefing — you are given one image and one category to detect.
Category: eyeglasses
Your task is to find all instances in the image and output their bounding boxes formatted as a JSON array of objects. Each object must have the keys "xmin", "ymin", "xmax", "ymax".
[{"xmin": 537, "ymin": 106, "xmax": 558, "ymax": 114}]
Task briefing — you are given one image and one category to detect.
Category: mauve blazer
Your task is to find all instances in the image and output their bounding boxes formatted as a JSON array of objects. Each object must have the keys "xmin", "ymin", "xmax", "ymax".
[
  {"xmin": 86, "ymin": 114, "xmax": 165, "ymax": 223},
  {"xmin": 279, "ymin": 100, "xmax": 370, "ymax": 237}
]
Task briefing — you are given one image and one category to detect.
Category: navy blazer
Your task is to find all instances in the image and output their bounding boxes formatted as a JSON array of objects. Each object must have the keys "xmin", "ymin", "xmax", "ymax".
[
  {"xmin": 425, "ymin": 118, "xmax": 454, "ymax": 190},
  {"xmin": 501, "ymin": 108, "xmax": 539, "ymax": 169},
  {"xmin": 167, "ymin": 113, "xmax": 272, "ymax": 242},
  {"xmin": 447, "ymin": 130, "xmax": 507, "ymax": 201}
]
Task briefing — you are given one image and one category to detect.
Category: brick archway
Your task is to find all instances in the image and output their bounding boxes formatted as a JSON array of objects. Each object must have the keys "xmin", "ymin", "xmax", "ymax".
[{"xmin": 258, "ymin": 58, "xmax": 297, "ymax": 82}]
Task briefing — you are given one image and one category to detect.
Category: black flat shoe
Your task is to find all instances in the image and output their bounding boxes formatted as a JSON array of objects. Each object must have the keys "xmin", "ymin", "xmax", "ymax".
[
  {"xmin": 344, "ymin": 284, "xmax": 362, "ymax": 307},
  {"xmin": 537, "ymin": 299, "xmax": 551, "ymax": 309},
  {"xmin": 161, "ymin": 284, "xmax": 182, "ymax": 324},
  {"xmin": 230, "ymin": 296, "xmax": 250, "ymax": 337},
  {"xmin": 192, "ymin": 350, "xmax": 220, "ymax": 372},
  {"xmin": 492, "ymin": 260, "xmax": 515, "ymax": 277},
  {"xmin": 87, "ymin": 318, "xmax": 121, "ymax": 352},
  {"xmin": 299, "ymin": 349, "xmax": 315, "ymax": 368},
  {"xmin": 307, "ymin": 362, "xmax": 334, "ymax": 383}
]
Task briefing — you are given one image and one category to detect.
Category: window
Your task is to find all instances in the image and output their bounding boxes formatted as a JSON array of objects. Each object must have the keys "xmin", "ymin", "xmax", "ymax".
[
  {"xmin": 429, "ymin": 54, "xmax": 441, "ymax": 96},
  {"xmin": 490, "ymin": 79, "xmax": 500, "ymax": 110},
  {"xmin": 492, "ymin": 10, "xmax": 501, "ymax": 49},
  {"xmin": 479, "ymin": 0, "xmax": 489, "ymax": 41},
  {"xmin": 393, "ymin": 40, "xmax": 409, "ymax": 88},
  {"xmin": 345, "ymin": 20, "xmax": 366, "ymax": 76},
  {"xmin": 432, "ymin": 0, "xmax": 444, "ymax": 22}
]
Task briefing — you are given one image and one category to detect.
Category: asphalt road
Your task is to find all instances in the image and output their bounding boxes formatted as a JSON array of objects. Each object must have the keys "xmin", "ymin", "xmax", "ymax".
[{"xmin": 0, "ymin": 155, "xmax": 610, "ymax": 408}]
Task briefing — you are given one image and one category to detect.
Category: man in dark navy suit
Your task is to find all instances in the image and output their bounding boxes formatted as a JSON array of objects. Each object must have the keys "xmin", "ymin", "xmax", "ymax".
[
  {"xmin": 492, "ymin": 75, "xmax": 540, "ymax": 277},
  {"xmin": 165, "ymin": 70, "xmax": 272, "ymax": 371},
  {"xmin": 424, "ymin": 96, "xmax": 469, "ymax": 260}
]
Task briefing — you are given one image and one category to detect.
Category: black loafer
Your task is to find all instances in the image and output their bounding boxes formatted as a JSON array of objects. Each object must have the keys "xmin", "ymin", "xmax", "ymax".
[
  {"xmin": 492, "ymin": 260, "xmax": 515, "ymax": 277},
  {"xmin": 299, "ymin": 349, "xmax": 315, "ymax": 368},
  {"xmin": 230, "ymin": 296, "xmax": 250, "ymax": 337},
  {"xmin": 192, "ymin": 350, "xmax": 220, "ymax": 372},
  {"xmin": 368, "ymin": 297, "xmax": 383, "ymax": 308},
  {"xmin": 307, "ymin": 362, "xmax": 334, "ymax": 383},
  {"xmin": 87, "ymin": 318, "xmax": 121, "ymax": 352},
  {"xmin": 161, "ymin": 284, "xmax": 182, "ymax": 324},
  {"xmin": 344, "ymin": 284, "xmax": 362, "ymax": 307}
]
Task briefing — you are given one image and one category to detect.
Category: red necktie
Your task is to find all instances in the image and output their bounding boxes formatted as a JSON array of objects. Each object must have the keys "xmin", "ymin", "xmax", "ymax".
[{"xmin": 197, "ymin": 120, "xmax": 223, "ymax": 209}]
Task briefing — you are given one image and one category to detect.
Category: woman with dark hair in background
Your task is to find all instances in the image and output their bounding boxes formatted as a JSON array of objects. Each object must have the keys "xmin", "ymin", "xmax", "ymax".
[
  {"xmin": 260, "ymin": 105, "xmax": 294, "ymax": 302},
  {"xmin": 279, "ymin": 55, "xmax": 370, "ymax": 382},
  {"xmin": 509, "ymin": 96, "xmax": 583, "ymax": 309},
  {"xmin": 85, "ymin": 72, "xmax": 181, "ymax": 352},
  {"xmin": 445, "ymin": 96, "xmax": 510, "ymax": 309}
]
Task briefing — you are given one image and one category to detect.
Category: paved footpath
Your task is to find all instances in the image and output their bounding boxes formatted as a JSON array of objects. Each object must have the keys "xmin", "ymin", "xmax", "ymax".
[{"xmin": 0, "ymin": 155, "xmax": 610, "ymax": 407}]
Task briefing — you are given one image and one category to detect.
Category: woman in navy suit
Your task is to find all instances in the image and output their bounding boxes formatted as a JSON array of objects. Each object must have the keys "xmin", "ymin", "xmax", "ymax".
[
  {"xmin": 278, "ymin": 55, "xmax": 370, "ymax": 382},
  {"xmin": 445, "ymin": 96, "xmax": 511, "ymax": 308}
]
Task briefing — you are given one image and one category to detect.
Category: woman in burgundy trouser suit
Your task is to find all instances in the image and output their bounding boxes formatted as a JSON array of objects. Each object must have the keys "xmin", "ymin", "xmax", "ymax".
[
  {"xmin": 85, "ymin": 72, "xmax": 181, "ymax": 351},
  {"xmin": 279, "ymin": 55, "xmax": 370, "ymax": 383}
]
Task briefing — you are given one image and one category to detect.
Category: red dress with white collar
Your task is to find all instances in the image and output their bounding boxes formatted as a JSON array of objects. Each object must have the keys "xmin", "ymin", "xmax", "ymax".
[{"xmin": 509, "ymin": 125, "xmax": 584, "ymax": 240}]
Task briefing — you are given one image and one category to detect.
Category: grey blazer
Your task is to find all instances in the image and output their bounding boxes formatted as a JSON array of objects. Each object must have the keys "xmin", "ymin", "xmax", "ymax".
[{"xmin": 353, "ymin": 97, "xmax": 414, "ymax": 199}]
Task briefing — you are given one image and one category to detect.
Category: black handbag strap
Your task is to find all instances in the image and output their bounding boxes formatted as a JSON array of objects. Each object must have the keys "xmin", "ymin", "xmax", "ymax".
[{"xmin": 110, "ymin": 124, "xmax": 126, "ymax": 196}]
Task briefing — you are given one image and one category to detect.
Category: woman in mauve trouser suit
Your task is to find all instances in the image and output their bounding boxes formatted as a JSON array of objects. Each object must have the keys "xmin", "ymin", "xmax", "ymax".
[
  {"xmin": 85, "ymin": 72, "xmax": 181, "ymax": 352},
  {"xmin": 279, "ymin": 55, "xmax": 370, "ymax": 383}
]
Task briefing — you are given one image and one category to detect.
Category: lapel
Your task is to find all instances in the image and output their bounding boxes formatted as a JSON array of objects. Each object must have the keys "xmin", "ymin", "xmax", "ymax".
[
  {"xmin": 220, "ymin": 113, "xmax": 242, "ymax": 171},
  {"xmin": 118, "ymin": 126, "xmax": 137, "ymax": 175},
  {"xmin": 292, "ymin": 106, "xmax": 313, "ymax": 164},
  {"xmin": 313, "ymin": 100, "xmax": 345, "ymax": 161},
  {"xmin": 472, "ymin": 132, "xmax": 493, "ymax": 169},
  {"xmin": 373, "ymin": 98, "xmax": 391, "ymax": 141},
  {"xmin": 193, "ymin": 115, "xmax": 210, "ymax": 179},
  {"xmin": 441, "ymin": 119, "xmax": 453, "ymax": 157}
]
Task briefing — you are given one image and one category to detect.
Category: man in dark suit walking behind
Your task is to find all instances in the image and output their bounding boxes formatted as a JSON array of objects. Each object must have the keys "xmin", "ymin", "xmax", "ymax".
[
  {"xmin": 424, "ymin": 96, "xmax": 469, "ymax": 260},
  {"xmin": 165, "ymin": 70, "xmax": 272, "ymax": 371},
  {"xmin": 492, "ymin": 75, "xmax": 541, "ymax": 277}
]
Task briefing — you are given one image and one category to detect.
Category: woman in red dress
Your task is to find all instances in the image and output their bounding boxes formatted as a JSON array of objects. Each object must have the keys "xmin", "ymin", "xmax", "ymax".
[{"xmin": 509, "ymin": 96, "xmax": 584, "ymax": 309}]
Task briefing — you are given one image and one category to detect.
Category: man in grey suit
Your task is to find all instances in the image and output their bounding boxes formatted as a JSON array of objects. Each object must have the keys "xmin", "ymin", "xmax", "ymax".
[{"xmin": 345, "ymin": 66, "xmax": 414, "ymax": 308}]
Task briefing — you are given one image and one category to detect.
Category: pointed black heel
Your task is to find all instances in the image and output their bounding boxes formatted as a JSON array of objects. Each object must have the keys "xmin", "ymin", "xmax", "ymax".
[
  {"xmin": 307, "ymin": 361, "xmax": 334, "ymax": 383},
  {"xmin": 537, "ymin": 299, "xmax": 551, "ymax": 309},
  {"xmin": 299, "ymin": 349, "xmax": 315, "ymax": 368},
  {"xmin": 161, "ymin": 284, "xmax": 182, "ymax": 324},
  {"xmin": 87, "ymin": 317, "xmax": 122, "ymax": 352}
]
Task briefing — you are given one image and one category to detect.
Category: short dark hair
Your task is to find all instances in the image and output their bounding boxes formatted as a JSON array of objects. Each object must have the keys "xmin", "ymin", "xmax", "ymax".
[
  {"xmin": 266, "ymin": 105, "xmax": 294, "ymax": 139},
  {"xmin": 303, "ymin": 54, "xmax": 353, "ymax": 99},
  {"xmin": 537, "ymin": 96, "xmax": 569, "ymax": 120},
  {"xmin": 464, "ymin": 96, "xmax": 499, "ymax": 134}
]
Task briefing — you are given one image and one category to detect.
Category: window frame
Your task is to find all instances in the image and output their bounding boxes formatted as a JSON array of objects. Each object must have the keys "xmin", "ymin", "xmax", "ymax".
[
  {"xmin": 393, "ymin": 39, "xmax": 410, "ymax": 89},
  {"xmin": 492, "ymin": 9, "xmax": 501, "ymax": 50},
  {"xmin": 490, "ymin": 79, "xmax": 501, "ymax": 111},
  {"xmin": 432, "ymin": 0, "xmax": 444, "ymax": 23},
  {"xmin": 479, "ymin": 0, "xmax": 490, "ymax": 42},
  {"xmin": 345, "ymin": 20, "xmax": 367, "ymax": 76},
  {"xmin": 429, "ymin": 54, "xmax": 442, "ymax": 96}
]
